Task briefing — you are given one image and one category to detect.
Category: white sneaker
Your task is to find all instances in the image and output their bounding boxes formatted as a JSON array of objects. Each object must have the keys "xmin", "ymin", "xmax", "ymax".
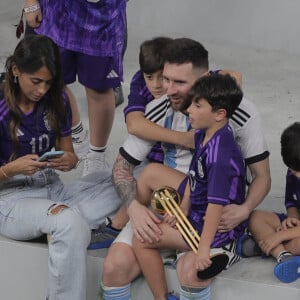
[
  {"xmin": 72, "ymin": 130, "xmax": 89, "ymax": 159},
  {"xmin": 82, "ymin": 151, "xmax": 110, "ymax": 177}
]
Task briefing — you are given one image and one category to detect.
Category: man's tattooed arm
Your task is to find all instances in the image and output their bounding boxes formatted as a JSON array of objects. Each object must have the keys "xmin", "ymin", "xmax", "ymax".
[{"xmin": 112, "ymin": 153, "xmax": 137, "ymax": 208}]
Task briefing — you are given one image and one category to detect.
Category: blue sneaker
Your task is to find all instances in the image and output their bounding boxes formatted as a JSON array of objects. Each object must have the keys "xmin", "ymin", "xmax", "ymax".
[
  {"xmin": 166, "ymin": 293, "xmax": 179, "ymax": 300},
  {"xmin": 274, "ymin": 255, "xmax": 300, "ymax": 283},
  {"xmin": 236, "ymin": 233, "xmax": 262, "ymax": 257},
  {"xmin": 88, "ymin": 217, "xmax": 120, "ymax": 250}
]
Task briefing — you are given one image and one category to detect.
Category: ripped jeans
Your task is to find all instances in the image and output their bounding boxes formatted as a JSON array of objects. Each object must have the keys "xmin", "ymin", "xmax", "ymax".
[{"xmin": 0, "ymin": 168, "xmax": 121, "ymax": 300}]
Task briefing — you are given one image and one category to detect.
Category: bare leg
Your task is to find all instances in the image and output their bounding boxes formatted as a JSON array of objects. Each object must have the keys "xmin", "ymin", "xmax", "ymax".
[
  {"xmin": 102, "ymin": 242, "xmax": 141, "ymax": 286},
  {"xmin": 137, "ymin": 163, "xmax": 186, "ymax": 206},
  {"xmin": 249, "ymin": 210, "xmax": 286, "ymax": 258},
  {"xmin": 285, "ymin": 237, "xmax": 300, "ymax": 255},
  {"xmin": 65, "ymin": 86, "xmax": 81, "ymax": 127},
  {"xmin": 86, "ymin": 87, "xmax": 115, "ymax": 148},
  {"xmin": 177, "ymin": 251, "xmax": 212, "ymax": 287},
  {"xmin": 132, "ymin": 223, "xmax": 189, "ymax": 300},
  {"xmin": 133, "ymin": 238, "xmax": 168, "ymax": 300}
]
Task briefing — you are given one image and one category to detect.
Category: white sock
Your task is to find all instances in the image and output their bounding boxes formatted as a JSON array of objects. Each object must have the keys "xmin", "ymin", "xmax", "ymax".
[
  {"xmin": 277, "ymin": 250, "xmax": 292, "ymax": 263},
  {"xmin": 101, "ymin": 283, "xmax": 131, "ymax": 300},
  {"xmin": 72, "ymin": 121, "xmax": 86, "ymax": 142},
  {"xmin": 89, "ymin": 144, "xmax": 107, "ymax": 152}
]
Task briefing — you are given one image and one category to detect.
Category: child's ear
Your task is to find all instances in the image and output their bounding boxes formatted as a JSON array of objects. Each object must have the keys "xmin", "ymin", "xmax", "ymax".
[
  {"xmin": 12, "ymin": 64, "xmax": 20, "ymax": 77},
  {"xmin": 215, "ymin": 108, "xmax": 227, "ymax": 122}
]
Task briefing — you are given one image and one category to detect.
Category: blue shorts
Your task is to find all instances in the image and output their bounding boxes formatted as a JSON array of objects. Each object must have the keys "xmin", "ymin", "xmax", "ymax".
[{"xmin": 59, "ymin": 48, "xmax": 122, "ymax": 91}]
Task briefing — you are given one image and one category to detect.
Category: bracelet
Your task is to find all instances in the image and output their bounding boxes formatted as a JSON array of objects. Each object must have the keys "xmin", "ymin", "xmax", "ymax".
[
  {"xmin": 0, "ymin": 166, "xmax": 9, "ymax": 179},
  {"xmin": 23, "ymin": 3, "xmax": 40, "ymax": 14}
]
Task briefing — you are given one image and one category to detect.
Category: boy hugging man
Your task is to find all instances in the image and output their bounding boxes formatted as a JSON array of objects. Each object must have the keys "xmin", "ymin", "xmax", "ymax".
[{"xmin": 132, "ymin": 74, "xmax": 245, "ymax": 300}]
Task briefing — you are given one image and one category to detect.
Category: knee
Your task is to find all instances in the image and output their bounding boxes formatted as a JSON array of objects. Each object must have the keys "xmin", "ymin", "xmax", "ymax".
[
  {"xmin": 178, "ymin": 269, "xmax": 211, "ymax": 289},
  {"xmin": 103, "ymin": 245, "xmax": 134, "ymax": 276},
  {"xmin": 50, "ymin": 204, "xmax": 90, "ymax": 247},
  {"xmin": 103, "ymin": 243, "xmax": 139, "ymax": 285},
  {"xmin": 249, "ymin": 209, "xmax": 264, "ymax": 230},
  {"xmin": 138, "ymin": 163, "xmax": 160, "ymax": 183},
  {"xmin": 177, "ymin": 254, "xmax": 212, "ymax": 288}
]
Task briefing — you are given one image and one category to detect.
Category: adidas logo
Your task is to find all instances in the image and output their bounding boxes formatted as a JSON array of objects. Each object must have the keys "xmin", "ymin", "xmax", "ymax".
[
  {"xmin": 106, "ymin": 69, "xmax": 119, "ymax": 79},
  {"xmin": 17, "ymin": 129, "xmax": 24, "ymax": 137}
]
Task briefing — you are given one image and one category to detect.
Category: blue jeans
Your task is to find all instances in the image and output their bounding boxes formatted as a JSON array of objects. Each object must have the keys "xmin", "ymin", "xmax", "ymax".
[{"xmin": 0, "ymin": 168, "xmax": 121, "ymax": 300}]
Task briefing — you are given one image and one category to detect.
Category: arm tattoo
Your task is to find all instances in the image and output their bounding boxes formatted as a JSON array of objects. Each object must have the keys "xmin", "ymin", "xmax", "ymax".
[{"xmin": 112, "ymin": 154, "xmax": 137, "ymax": 207}]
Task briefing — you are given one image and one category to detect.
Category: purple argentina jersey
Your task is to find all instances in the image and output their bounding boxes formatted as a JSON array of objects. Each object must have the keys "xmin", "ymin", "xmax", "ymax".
[
  {"xmin": 187, "ymin": 125, "xmax": 246, "ymax": 247},
  {"xmin": 36, "ymin": 0, "xmax": 126, "ymax": 58},
  {"xmin": 123, "ymin": 70, "xmax": 154, "ymax": 117},
  {"xmin": 285, "ymin": 169, "xmax": 300, "ymax": 210},
  {"xmin": 123, "ymin": 70, "xmax": 164, "ymax": 163},
  {"xmin": 0, "ymin": 95, "xmax": 72, "ymax": 165}
]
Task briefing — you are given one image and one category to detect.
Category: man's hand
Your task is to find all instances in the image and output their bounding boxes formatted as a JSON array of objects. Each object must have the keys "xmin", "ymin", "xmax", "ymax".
[
  {"xmin": 127, "ymin": 200, "xmax": 162, "ymax": 243},
  {"xmin": 218, "ymin": 204, "xmax": 250, "ymax": 232}
]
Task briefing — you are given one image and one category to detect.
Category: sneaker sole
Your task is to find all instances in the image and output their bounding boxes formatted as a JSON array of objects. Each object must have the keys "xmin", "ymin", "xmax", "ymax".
[{"xmin": 274, "ymin": 256, "xmax": 300, "ymax": 283}]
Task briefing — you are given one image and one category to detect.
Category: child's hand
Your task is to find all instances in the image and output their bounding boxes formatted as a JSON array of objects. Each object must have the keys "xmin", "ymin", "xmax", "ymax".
[
  {"xmin": 163, "ymin": 214, "xmax": 177, "ymax": 228},
  {"xmin": 195, "ymin": 245, "xmax": 211, "ymax": 271},
  {"xmin": 258, "ymin": 232, "xmax": 282, "ymax": 255},
  {"xmin": 280, "ymin": 217, "xmax": 300, "ymax": 230}
]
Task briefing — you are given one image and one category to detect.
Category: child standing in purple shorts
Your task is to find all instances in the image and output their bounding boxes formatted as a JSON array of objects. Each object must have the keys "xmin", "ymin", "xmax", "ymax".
[{"xmin": 23, "ymin": 0, "xmax": 127, "ymax": 175}]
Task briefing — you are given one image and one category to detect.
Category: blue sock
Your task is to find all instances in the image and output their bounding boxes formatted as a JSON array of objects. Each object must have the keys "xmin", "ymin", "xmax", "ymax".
[
  {"xmin": 180, "ymin": 286, "xmax": 211, "ymax": 300},
  {"xmin": 101, "ymin": 283, "xmax": 131, "ymax": 300}
]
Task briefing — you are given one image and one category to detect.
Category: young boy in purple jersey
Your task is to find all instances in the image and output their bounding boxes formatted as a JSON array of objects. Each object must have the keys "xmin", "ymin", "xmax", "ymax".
[
  {"xmin": 248, "ymin": 122, "xmax": 300, "ymax": 283},
  {"xmin": 129, "ymin": 75, "xmax": 246, "ymax": 299},
  {"xmin": 23, "ymin": 0, "xmax": 127, "ymax": 175},
  {"xmin": 124, "ymin": 36, "xmax": 173, "ymax": 164},
  {"xmin": 131, "ymin": 74, "xmax": 245, "ymax": 300},
  {"xmin": 0, "ymin": 35, "xmax": 121, "ymax": 300}
]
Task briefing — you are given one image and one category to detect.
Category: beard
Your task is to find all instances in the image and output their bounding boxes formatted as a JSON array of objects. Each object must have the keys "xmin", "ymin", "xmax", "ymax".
[{"xmin": 169, "ymin": 96, "xmax": 191, "ymax": 113}]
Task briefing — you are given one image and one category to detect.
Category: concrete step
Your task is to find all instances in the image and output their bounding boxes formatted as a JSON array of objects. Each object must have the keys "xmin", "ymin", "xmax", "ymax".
[{"xmin": 0, "ymin": 236, "xmax": 299, "ymax": 299}]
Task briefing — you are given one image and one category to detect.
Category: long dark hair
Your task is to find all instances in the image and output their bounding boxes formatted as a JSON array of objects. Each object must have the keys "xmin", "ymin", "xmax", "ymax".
[{"xmin": 4, "ymin": 35, "xmax": 65, "ymax": 161}]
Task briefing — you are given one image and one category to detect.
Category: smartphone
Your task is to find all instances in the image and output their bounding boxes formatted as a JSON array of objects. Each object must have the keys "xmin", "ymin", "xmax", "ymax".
[{"xmin": 38, "ymin": 151, "xmax": 64, "ymax": 162}]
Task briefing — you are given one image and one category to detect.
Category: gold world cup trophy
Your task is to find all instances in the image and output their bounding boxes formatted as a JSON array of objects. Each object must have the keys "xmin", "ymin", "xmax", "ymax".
[
  {"xmin": 151, "ymin": 186, "xmax": 229, "ymax": 280},
  {"xmin": 151, "ymin": 186, "xmax": 181, "ymax": 215}
]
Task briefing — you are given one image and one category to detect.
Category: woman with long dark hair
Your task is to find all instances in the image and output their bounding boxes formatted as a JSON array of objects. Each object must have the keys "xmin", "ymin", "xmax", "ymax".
[{"xmin": 0, "ymin": 34, "xmax": 121, "ymax": 300}]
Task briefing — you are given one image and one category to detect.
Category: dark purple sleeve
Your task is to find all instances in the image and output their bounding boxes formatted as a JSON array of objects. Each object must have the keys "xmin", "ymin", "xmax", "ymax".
[
  {"xmin": 123, "ymin": 70, "xmax": 154, "ymax": 118},
  {"xmin": 285, "ymin": 169, "xmax": 300, "ymax": 210}
]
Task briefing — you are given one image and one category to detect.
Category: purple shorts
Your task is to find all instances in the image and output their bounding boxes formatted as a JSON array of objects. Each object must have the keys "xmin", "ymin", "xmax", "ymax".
[
  {"xmin": 59, "ymin": 48, "xmax": 122, "ymax": 91},
  {"xmin": 276, "ymin": 212, "xmax": 287, "ymax": 222},
  {"xmin": 177, "ymin": 176, "xmax": 189, "ymax": 198}
]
